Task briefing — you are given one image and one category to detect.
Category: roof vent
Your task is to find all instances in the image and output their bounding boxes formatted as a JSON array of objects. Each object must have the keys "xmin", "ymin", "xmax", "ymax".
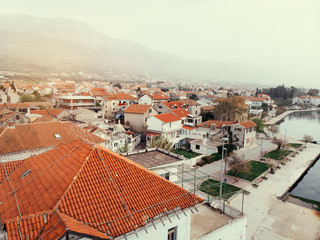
[
  {"xmin": 54, "ymin": 133, "xmax": 62, "ymax": 139},
  {"xmin": 21, "ymin": 169, "xmax": 31, "ymax": 179}
]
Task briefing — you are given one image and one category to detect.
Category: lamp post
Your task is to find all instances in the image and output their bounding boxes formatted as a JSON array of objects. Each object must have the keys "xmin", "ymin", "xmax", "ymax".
[{"xmin": 219, "ymin": 137, "xmax": 228, "ymax": 199}]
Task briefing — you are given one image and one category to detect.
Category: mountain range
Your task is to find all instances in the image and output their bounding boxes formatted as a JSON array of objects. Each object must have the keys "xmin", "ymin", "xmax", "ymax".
[{"xmin": 0, "ymin": 14, "xmax": 292, "ymax": 85}]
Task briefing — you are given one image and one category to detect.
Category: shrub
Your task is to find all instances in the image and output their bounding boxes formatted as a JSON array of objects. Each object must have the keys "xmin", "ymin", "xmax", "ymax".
[
  {"xmin": 202, "ymin": 153, "xmax": 222, "ymax": 164},
  {"xmin": 217, "ymin": 144, "xmax": 237, "ymax": 156}
]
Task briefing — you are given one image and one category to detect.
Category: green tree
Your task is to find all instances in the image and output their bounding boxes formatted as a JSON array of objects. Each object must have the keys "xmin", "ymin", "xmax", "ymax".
[
  {"xmin": 252, "ymin": 118, "xmax": 265, "ymax": 133},
  {"xmin": 116, "ymin": 143, "xmax": 130, "ymax": 154},
  {"xmin": 272, "ymin": 137, "xmax": 285, "ymax": 151},
  {"xmin": 189, "ymin": 94, "xmax": 199, "ymax": 101},
  {"xmin": 227, "ymin": 153, "xmax": 251, "ymax": 176},
  {"xmin": 20, "ymin": 94, "xmax": 35, "ymax": 102},
  {"xmin": 10, "ymin": 81, "xmax": 16, "ymax": 91}
]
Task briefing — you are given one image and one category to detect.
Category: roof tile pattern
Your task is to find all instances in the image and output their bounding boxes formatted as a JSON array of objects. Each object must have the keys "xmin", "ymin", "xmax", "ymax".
[
  {"xmin": 0, "ymin": 140, "xmax": 203, "ymax": 239},
  {"xmin": 124, "ymin": 104, "xmax": 152, "ymax": 114},
  {"xmin": 0, "ymin": 160, "xmax": 24, "ymax": 183},
  {"xmin": 154, "ymin": 113, "xmax": 181, "ymax": 123}
]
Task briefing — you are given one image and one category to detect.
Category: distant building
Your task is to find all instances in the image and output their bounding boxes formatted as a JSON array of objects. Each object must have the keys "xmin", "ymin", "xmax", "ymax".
[{"xmin": 58, "ymin": 96, "xmax": 95, "ymax": 110}]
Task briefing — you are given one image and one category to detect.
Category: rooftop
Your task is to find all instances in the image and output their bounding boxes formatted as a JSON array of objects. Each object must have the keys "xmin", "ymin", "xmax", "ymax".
[
  {"xmin": 126, "ymin": 149, "xmax": 183, "ymax": 168},
  {"xmin": 124, "ymin": 104, "xmax": 152, "ymax": 114}
]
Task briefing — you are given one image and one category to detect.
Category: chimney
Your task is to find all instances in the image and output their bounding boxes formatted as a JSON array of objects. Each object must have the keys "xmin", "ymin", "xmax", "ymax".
[{"xmin": 9, "ymin": 121, "xmax": 15, "ymax": 128}]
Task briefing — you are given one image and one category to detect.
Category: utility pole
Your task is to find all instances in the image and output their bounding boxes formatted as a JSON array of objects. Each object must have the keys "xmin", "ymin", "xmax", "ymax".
[{"xmin": 219, "ymin": 137, "xmax": 228, "ymax": 199}]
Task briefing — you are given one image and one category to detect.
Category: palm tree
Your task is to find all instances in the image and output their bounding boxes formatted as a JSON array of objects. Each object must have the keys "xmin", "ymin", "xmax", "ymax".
[{"xmin": 302, "ymin": 134, "xmax": 313, "ymax": 148}]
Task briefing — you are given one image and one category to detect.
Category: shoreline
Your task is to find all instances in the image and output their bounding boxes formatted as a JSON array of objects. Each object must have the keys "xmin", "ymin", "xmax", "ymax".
[
  {"xmin": 229, "ymin": 141, "xmax": 320, "ymax": 239},
  {"xmin": 264, "ymin": 108, "xmax": 320, "ymax": 125}
]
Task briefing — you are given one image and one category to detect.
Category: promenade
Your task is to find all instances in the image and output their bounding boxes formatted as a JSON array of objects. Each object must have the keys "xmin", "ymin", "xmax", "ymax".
[
  {"xmin": 265, "ymin": 108, "xmax": 320, "ymax": 125},
  {"xmin": 229, "ymin": 143, "xmax": 320, "ymax": 240}
]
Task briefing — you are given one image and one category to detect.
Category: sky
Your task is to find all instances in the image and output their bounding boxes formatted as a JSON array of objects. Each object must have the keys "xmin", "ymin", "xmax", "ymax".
[{"xmin": 1, "ymin": 0, "xmax": 319, "ymax": 88}]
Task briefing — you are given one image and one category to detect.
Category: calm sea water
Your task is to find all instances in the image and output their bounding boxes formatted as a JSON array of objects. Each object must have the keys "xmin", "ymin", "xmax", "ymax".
[
  {"xmin": 278, "ymin": 111, "xmax": 320, "ymax": 202},
  {"xmin": 276, "ymin": 111, "xmax": 320, "ymax": 142}
]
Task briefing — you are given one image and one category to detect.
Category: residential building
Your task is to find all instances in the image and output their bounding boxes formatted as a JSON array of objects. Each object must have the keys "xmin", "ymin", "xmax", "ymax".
[
  {"xmin": 104, "ymin": 93, "xmax": 138, "ymax": 117},
  {"xmin": 0, "ymin": 103, "xmax": 30, "ymax": 114},
  {"xmin": 179, "ymin": 99, "xmax": 201, "ymax": 116},
  {"xmin": 69, "ymin": 108, "xmax": 99, "ymax": 123},
  {"xmin": 0, "ymin": 110, "xmax": 30, "ymax": 127},
  {"xmin": 139, "ymin": 93, "xmax": 170, "ymax": 106},
  {"xmin": 124, "ymin": 104, "xmax": 157, "ymax": 139},
  {"xmin": 58, "ymin": 96, "xmax": 95, "ymax": 110},
  {"xmin": 146, "ymin": 113, "xmax": 183, "ymax": 141},
  {"xmin": 230, "ymin": 120, "xmax": 257, "ymax": 148},
  {"xmin": 30, "ymin": 109, "xmax": 67, "ymax": 120},
  {"xmin": 0, "ymin": 139, "xmax": 203, "ymax": 240}
]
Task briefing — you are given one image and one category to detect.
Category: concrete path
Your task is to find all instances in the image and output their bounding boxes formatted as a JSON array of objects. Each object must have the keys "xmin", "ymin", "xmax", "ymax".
[
  {"xmin": 265, "ymin": 108, "xmax": 320, "ymax": 125},
  {"xmin": 228, "ymin": 143, "xmax": 320, "ymax": 240}
]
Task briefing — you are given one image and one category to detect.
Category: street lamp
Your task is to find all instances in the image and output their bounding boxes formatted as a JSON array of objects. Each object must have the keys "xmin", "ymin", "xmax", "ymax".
[{"xmin": 219, "ymin": 137, "xmax": 228, "ymax": 199}]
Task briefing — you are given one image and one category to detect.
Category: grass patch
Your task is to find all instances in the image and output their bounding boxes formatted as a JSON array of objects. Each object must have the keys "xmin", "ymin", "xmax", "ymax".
[
  {"xmin": 202, "ymin": 153, "xmax": 222, "ymax": 164},
  {"xmin": 264, "ymin": 149, "xmax": 293, "ymax": 160},
  {"xmin": 227, "ymin": 160, "xmax": 272, "ymax": 181},
  {"xmin": 174, "ymin": 148, "xmax": 200, "ymax": 159},
  {"xmin": 290, "ymin": 194, "xmax": 320, "ymax": 211},
  {"xmin": 199, "ymin": 179, "xmax": 240, "ymax": 199},
  {"xmin": 287, "ymin": 143, "xmax": 303, "ymax": 148}
]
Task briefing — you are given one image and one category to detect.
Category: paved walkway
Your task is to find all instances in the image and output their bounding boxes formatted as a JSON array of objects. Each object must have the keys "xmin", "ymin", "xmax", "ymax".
[
  {"xmin": 228, "ymin": 143, "xmax": 320, "ymax": 240},
  {"xmin": 265, "ymin": 108, "xmax": 320, "ymax": 125}
]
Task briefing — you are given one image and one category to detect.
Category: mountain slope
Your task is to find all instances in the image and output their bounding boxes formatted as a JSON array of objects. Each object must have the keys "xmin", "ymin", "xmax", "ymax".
[{"xmin": 0, "ymin": 14, "xmax": 292, "ymax": 84}]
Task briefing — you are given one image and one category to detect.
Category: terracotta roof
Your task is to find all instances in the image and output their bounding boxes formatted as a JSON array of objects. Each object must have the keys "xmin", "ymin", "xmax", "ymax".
[
  {"xmin": 124, "ymin": 104, "xmax": 152, "ymax": 114},
  {"xmin": 201, "ymin": 106, "xmax": 215, "ymax": 111},
  {"xmin": 61, "ymin": 121, "xmax": 105, "ymax": 144},
  {"xmin": 30, "ymin": 109, "xmax": 64, "ymax": 117},
  {"xmin": 171, "ymin": 109, "xmax": 190, "ymax": 118},
  {"xmin": 197, "ymin": 120, "xmax": 234, "ymax": 128},
  {"xmin": 150, "ymin": 93, "xmax": 170, "ymax": 100},
  {"xmin": 238, "ymin": 120, "xmax": 257, "ymax": 128},
  {"xmin": 182, "ymin": 125, "xmax": 195, "ymax": 130},
  {"xmin": 80, "ymin": 92, "xmax": 91, "ymax": 96},
  {"xmin": 32, "ymin": 115, "xmax": 57, "ymax": 123},
  {"xmin": 179, "ymin": 99, "xmax": 200, "ymax": 106},
  {"xmin": 0, "ymin": 140, "xmax": 203, "ymax": 239},
  {"xmin": 105, "ymin": 93, "xmax": 137, "ymax": 100},
  {"xmin": 0, "ymin": 121, "xmax": 104, "ymax": 155},
  {"xmin": 90, "ymin": 91, "xmax": 110, "ymax": 97},
  {"xmin": 0, "ymin": 103, "xmax": 29, "ymax": 109},
  {"xmin": 23, "ymin": 102, "xmax": 52, "ymax": 108},
  {"xmin": 154, "ymin": 113, "xmax": 181, "ymax": 123},
  {"xmin": 0, "ymin": 111, "xmax": 15, "ymax": 122},
  {"xmin": 0, "ymin": 160, "xmax": 24, "ymax": 183},
  {"xmin": 162, "ymin": 101, "xmax": 185, "ymax": 109}
]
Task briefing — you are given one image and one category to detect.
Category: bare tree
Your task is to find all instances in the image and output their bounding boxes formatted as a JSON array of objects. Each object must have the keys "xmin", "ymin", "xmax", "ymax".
[
  {"xmin": 269, "ymin": 125, "xmax": 279, "ymax": 136},
  {"xmin": 227, "ymin": 153, "xmax": 250, "ymax": 176},
  {"xmin": 302, "ymin": 134, "xmax": 314, "ymax": 148},
  {"xmin": 272, "ymin": 137, "xmax": 285, "ymax": 151},
  {"xmin": 147, "ymin": 136, "xmax": 174, "ymax": 151}
]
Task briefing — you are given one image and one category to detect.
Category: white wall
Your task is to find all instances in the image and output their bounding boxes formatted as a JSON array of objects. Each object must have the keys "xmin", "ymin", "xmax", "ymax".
[
  {"xmin": 125, "ymin": 210, "xmax": 191, "ymax": 240},
  {"xmin": 139, "ymin": 95, "xmax": 153, "ymax": 105}
]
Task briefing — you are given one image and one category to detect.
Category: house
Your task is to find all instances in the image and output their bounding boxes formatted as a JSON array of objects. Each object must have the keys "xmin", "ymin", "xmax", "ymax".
[
  {"xmin": 156, "ymin": 101, "xmax": 188, "ymax": 114},
  {"xmin": 139, "ymin": 93, "xmax": 170, "ymax": 106},
  {"xmin": 147, "ymin": 113, "xmax": 182, "ymax": 141},
  {"xmin": 0, "ymin": 103, "xmax": 30, "ymax": 114},
  {"xmin": 230, "ymin": 120, "xmax": 257, "ymax": 148},
  {"xmin": 58, "ymin": 96, "xmax": 95, "ymax": 110},
  {"xmin": 30, "ymin": 109, "xmax": 67, "ymax": 120},
  {"xmin": 69, "ymin": 108, "xmax": 99, "ymax": 123},
  {"xmin": 124, "ymin": 104, "xmax": 157, "ymax": 139},
  {"xmin": 0, "ymin": 88, "xmax": 20, "ymax": 104},
  {"xmin": 179, "ymin": 99, "xmax": 201, "ymax": 116},
  {"xmin": 190, "ymin": 138, "xmax": 220, "ymax": 155},
  {"xmin": 0, "ymin": 110, "xmax": 30, "ymax": 127},
  {"xmin": 0, "ymin": 121, "xmax": 105, "ymax": 162},
  {"xmin": 104, "ymin": 93, "xmax": 138, "ymax": 117},
  {"xmin": 0, "ymin": 139, "xmax": 203, "ymax": 240}
]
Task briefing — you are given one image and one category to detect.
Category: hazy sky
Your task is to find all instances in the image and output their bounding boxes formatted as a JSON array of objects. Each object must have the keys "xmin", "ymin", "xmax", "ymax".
[{"xmin": 1, "ymin": 0, "xmax": 319, "ymax": 88}]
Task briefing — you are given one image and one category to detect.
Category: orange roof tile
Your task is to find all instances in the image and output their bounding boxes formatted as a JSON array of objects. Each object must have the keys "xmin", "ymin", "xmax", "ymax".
[
  {"xmin": 182, "ymin": 125, "xmax": 195, "ymax": 130},
  {"xmin": 238, "ymin": 120, "xmax": 257, "ymax": 128},
  {"xmin": 171, "ymin": 109, "xmax": 190, "ymax": 118},
  {"xmin": 30, "ymin": 109, "xmax": 64, "ymax": 117},
  {"xmin": 32, "ymin": 115, "xmax": 57, "ymax": 123},
  {"xmin": 105, "ymin": 93, "xmax": 137, "ymax": 100},
  {"xmin": 154, "ymin": 113, "xmax": 181, "ymax": 123},
  {"xmin": 151, "ymin": 93, "xmax": 170, "ymax": 100},
  {"xmin": 0, "ymin": 140, "xmax": 203, "ymax": 239},
  {"xmin": 124, "ymin": 104, "xmax": 152, "ymax": 114},
  {"xmin": 0, "ymin": 160, "xmax": 24, "ymax": 183}
]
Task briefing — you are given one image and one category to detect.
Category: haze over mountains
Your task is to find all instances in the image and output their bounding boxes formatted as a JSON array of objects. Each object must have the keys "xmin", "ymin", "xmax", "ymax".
[{"xmin": 0, "ymin": 14, "xmax": 295, "ymax": 85}]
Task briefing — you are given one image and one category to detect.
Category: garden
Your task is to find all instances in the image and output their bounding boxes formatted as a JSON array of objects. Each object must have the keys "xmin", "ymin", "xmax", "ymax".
[
  {"xmin": 227, "ymin": 160, "xmax": 272, "ymax": 181},
  {"xmin": 174, "ymin": 148, "xmax": 200, "ymax": 159},
  {"xmin": 286, "ymin": 143, "xmax": 303, "ymax": 148},
  {"xmin": 264, "ymin": 149, "xmax": 293, "ymax": 160},
  {"xmin": 199, "ymin": 179, "xmax": 241, "ymax": 199}
]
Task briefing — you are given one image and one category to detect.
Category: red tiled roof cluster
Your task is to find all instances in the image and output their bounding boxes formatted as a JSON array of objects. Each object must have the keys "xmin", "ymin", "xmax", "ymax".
[
  {"xmin": 124, "ymin": 104, "xmax": 152, "ymax": 114},
  {"xmin": 0, "ymin": 121, "xmax": 104, "ymax": 155},
  {"xmin": 0, "ymin": 140, "xmax": 203, "ymax": 239},
  {"xmin": 149, "ymin": 93, "xmax": 170, "ymax": 100},
  {"xmin": 0, "ymin": 160, "xmax": 24, "ymax": 183},
  {"xmin": 182, "ymin": 125, "xmax": 195, "ymax": 130},
  {"xmin": 105, "ymin": 93, "xmax": 137, "ymax": 100},
  {"xmin": 154, "ymin": 113, "xmax": 181, "ymax": 123},
  {"xmin": 32, "ymin": 115, "xmax": 57, "ymax": 123},
  {"xmin": 30, "ymin": 109, "xmax": 64, "ymax": 117}
]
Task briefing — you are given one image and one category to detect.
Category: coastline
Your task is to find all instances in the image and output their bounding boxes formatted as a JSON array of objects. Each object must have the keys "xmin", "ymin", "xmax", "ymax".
[
  {"xmin": 229, "ymin": 140, "xmax": 320, "ymax": 239},
  {"xmin": 264, "ymin": 108, "xmax": 320, "ymax": 125}
]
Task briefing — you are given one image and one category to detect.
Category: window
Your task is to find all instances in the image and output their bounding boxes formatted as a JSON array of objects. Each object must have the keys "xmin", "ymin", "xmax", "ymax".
[
  {"xmin": 159, "ymin": 105, "xmax": 162, "ymax": 109},
  {"xmin": 114, "ymin": 142, "xmax": 118, "ymax": 147},
  {"xmin": 16, "ymin": 115, "xmax": 20, "ymax": 120},
  {"xmin": 160, "ymin": 172, "xmax": 170, "ymax": 180},
  {"xmin": 168, "ymin": 227, "xmax": 177, "ymax": 240},
  {"xmin": 149, "ymin": 108, "xmax": 152, "ymax": 113},
  {"xmin": 54, "ymin": 133, "xmax": 61, "ymax": 139},
  {"xmin": 196, "ymin": 145, "xmax": 200, "ymax": 150}
]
